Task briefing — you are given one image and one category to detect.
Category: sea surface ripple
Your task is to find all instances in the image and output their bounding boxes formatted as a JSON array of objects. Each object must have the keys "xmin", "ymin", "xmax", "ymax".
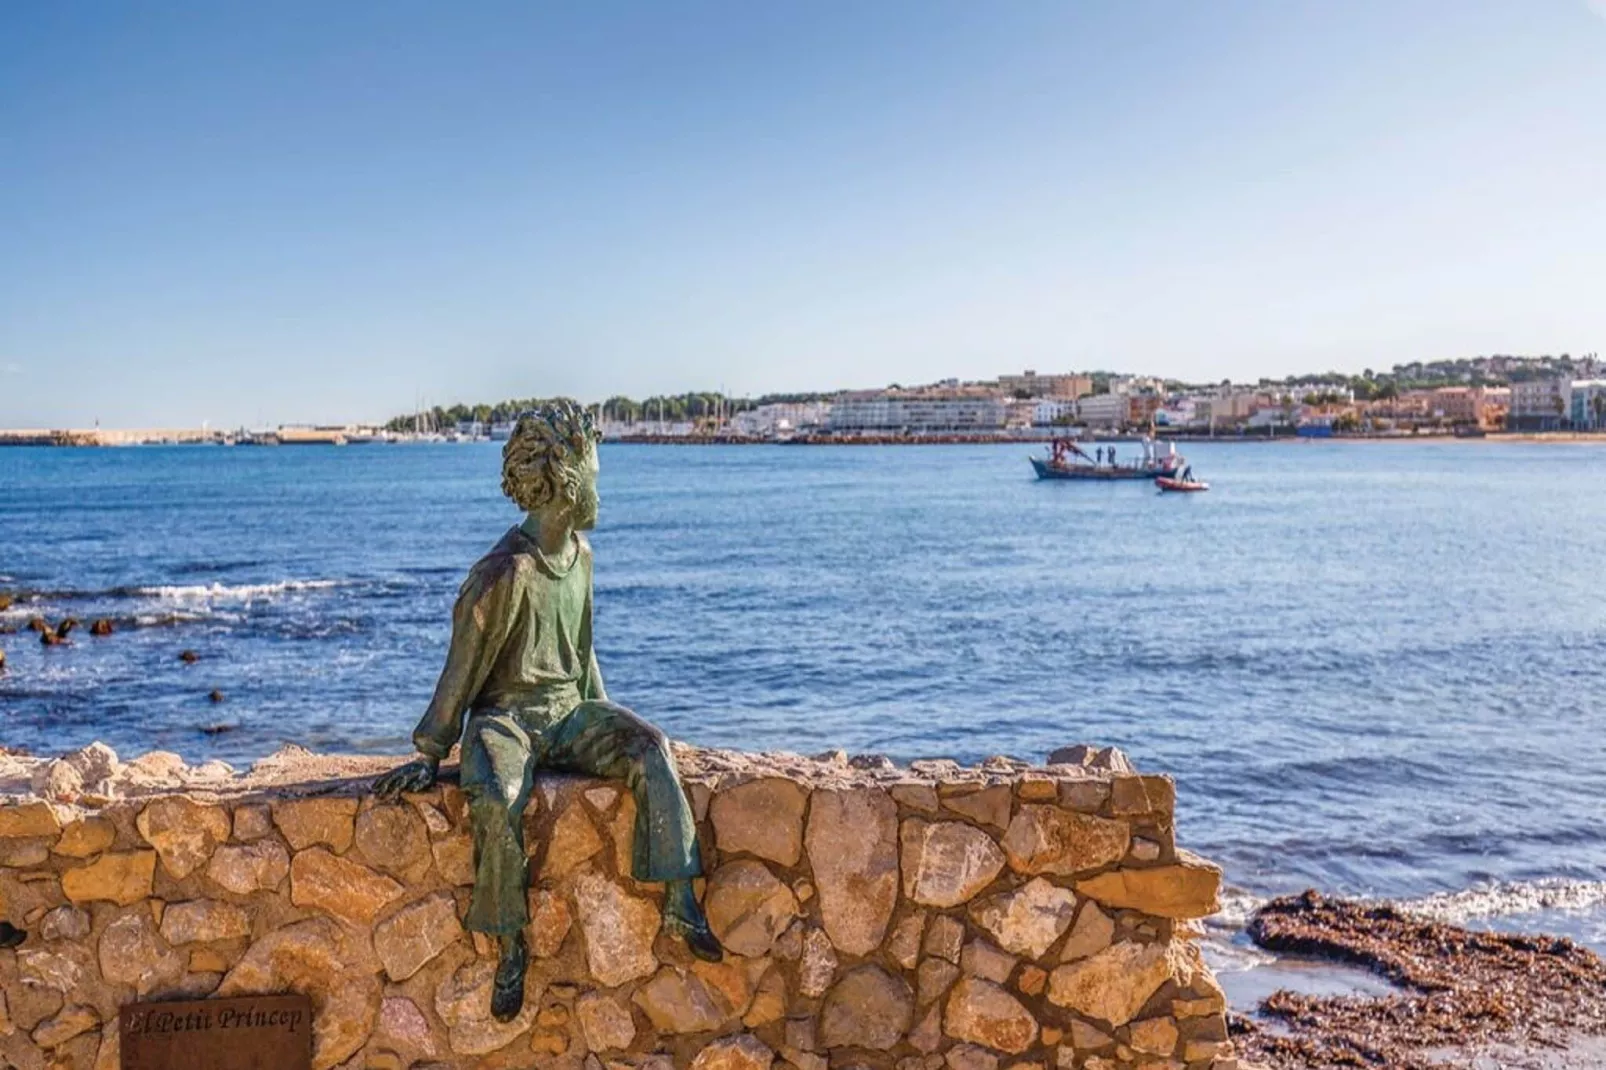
[{"xmin": 3, "ymin": 440, "xmax": 1605, "ymax": 944}]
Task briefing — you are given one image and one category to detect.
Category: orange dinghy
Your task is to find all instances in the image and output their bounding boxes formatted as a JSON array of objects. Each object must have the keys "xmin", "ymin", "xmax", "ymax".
[{"xmin": 1155, "ymin": 475, "xmax": 1209, "ymax": 492}]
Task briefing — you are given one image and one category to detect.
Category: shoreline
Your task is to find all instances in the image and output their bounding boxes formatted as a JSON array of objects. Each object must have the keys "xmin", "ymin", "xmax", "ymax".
[
  {"xmin": 9, "ymin": 429, "xmax": 1606, "ymax": 448},
  {"xmin": 1221, "ymin": 891, "xmax": 1606, "ymax": 1069}
]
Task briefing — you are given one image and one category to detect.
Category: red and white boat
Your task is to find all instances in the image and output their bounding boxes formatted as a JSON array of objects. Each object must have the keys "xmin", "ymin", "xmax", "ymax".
[{"xmin": 1155, "ymin": 468, "xmax": 1209, "ymax": 492}]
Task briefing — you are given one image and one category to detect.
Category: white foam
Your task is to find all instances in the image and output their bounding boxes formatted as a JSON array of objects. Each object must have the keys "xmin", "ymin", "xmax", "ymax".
[
  {"xmin": 132, "ymin": 580, "xmax": 345, "ymax": 601},
  {"xmin": 1207, "ymin": 885, "xmax": 1270, "ymax": 931},
  {"xmin": 1396, "ymin": 878, "xmax": 1606, "ymax": 926}
]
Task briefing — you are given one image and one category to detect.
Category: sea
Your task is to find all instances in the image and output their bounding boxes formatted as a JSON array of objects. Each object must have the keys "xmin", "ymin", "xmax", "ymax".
[{"xmin": 3, "ymin": 439, "xmax": 1606, "ymax": 971}]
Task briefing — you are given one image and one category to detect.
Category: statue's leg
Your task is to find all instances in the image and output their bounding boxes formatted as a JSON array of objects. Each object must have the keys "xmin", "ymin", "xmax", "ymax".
[
  {"xmin": 459, "ymin": 710, "xmax": 537, "ymax": 935},
  {"xmin": 542, "ymin": 701, "xmax": 700, "ymax": 884}
]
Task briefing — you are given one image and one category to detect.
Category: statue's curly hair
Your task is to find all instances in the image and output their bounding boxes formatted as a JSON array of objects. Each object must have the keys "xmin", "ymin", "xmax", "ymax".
[{"xmin": 500, "ymin": 399, "xmax": 601, "ymax": 512}]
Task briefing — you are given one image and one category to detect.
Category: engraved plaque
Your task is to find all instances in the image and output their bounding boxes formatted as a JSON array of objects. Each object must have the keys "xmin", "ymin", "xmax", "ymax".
[{"xmin": 120, "ymin": 994, "xmax": 313, "ymax": 1070}]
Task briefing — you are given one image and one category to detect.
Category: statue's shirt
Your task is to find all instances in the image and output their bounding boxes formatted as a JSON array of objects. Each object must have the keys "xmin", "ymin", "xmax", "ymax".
[{"xmin": 411, "ymin": 526, "xmax": 604, "ymax": 760}]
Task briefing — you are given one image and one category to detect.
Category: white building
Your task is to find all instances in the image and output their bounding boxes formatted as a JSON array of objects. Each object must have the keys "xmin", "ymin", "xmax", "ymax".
[
  {"xmin": 1075, "ymin": 393, "xmax": 1128, "ymax": 429},
  {"xmin": 1570, "ymin": 380, "xmax": 1606, "ymax": 431},
  {"xmin": 1033, "ymin": 398, "xmax": 1078, "ymax": 426},
  {"xmin": 827, "ymin": 391, "xmax": 1008, "ymax": 433},
  {"xmin": 600, "ymin": 419, "xmax": 696, "ymax": 438},
  {"xmin": 1510, "ymin": 377, "xmax": 1571, "ymax": 431},
  {"xmin": 1158, "ymin": 398, "xmax": 1201, "ymax": 428},
  {"xmin": 730, "ymin": 402, "xmax": 830, "ymax": 438}
]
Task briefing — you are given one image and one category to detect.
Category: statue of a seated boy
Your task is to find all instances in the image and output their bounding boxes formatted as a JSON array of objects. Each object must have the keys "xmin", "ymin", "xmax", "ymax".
[{"xmin": 376, "ymin": 399, "xmax": 721, "ymax": 1021}]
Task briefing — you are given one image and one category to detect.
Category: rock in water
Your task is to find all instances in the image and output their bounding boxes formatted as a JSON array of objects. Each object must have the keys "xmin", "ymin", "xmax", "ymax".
[
  {"xmin": 178, "ymin": 649, "xmax": 200, "ymax": 663},
  {"xmin": 209, "ymin": 689, "xmax": 226, "ymax": 703}
]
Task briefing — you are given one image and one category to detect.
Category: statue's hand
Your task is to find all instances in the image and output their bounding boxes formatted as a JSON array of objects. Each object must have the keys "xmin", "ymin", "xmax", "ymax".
[{"xmin": 374, "ymin": 755, "xmax": 439, "ymax": 798}]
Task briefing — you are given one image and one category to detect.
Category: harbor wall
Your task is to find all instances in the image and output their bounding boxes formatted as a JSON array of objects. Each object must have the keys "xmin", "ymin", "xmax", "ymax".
[{"xmin": 0, "ymin": 744, "xmax": 1236, "ymax": 1070}]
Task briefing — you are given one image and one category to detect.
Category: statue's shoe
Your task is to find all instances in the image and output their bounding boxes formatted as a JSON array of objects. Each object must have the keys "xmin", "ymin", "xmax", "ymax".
[
  {"xmin": 664, "ymin": 909, "xmax": 724, "ymax": 963},
  {"xmin": 489, "ymin": 936, "xmax": 527, "ymax": 1022}
]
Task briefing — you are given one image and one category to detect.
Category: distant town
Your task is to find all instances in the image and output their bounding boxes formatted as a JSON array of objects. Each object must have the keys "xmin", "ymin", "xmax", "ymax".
[{"xmin": 4, "ymin": 352, "xmax": 1604, "ymax": 447}]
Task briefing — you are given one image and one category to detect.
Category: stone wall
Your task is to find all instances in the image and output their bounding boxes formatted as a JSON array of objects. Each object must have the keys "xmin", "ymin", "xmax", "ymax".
[{"xmin": 0, "ymin": 743, "xmax": 1237, "ymax": 1070}]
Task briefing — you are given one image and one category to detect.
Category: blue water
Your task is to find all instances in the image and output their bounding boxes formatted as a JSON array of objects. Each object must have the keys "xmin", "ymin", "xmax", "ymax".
[{"xmin": 3, "ymin": 441, "xmax": 1606, "ymax": 931}]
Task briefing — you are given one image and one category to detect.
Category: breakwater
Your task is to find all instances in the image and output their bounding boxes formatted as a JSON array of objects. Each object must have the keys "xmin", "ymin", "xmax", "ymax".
[{"xmin": 0, "ymin": 742, "xmax": 1235, "ymax": 1070}]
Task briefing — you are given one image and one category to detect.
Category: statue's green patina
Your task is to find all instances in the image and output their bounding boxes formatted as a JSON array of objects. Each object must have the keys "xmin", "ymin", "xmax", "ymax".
[{"xmin": 375, "ymin": 399, "xmax": 721, "ymax": 1022}]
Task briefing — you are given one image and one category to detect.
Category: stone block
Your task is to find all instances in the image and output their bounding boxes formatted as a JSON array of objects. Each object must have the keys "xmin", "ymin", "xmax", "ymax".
[
  {"xmin": 289, "ymin": 847, "xmax": 404, "ymax": 926},
  {"xmin": 943, "ymin": 977, "xmax": 1038, "ymax": 1054},
  {"xmin": 633, "ymin": 963, "xmax": 745, "ymax": 1034},
  {"xmin": 690, "ymin": 1034, "xmax": 773, "ymax": 1070},
  {"xmin": 1047, "ymin": 941, "xmax": 1181, "ymax": 1028},
  {"xmin": 887, "ymin": 911, "xmax": 927, "ymax": 969},
  {"xmin": 53, "ymin": 819, "xmax": 114, "ymax": 859},
  {"xmin": 1060, "ymin": 902, "xmax": 1114, "ymax": 962},
  {"xmin": 62, "ymin": 851, "xmax": 156, "ymax": 906},
  {"xmin": 1073, "ymin": 851, "xmax": 1221, "ymax": 919},
  {"xmin": 710, "ymin": 778, "xmax": 807, "ymax": 865},
  {"xmin": 960, "ymin": 940, "xmax": 1017, "ymax": 984},
  {"xmin": 798, "ymin": 927, "xmax": 837, "ymax": 998},
  {"xmin": 542, "ymin": 803, "xmax": 605, "ymax": 878},
  {"xmin": 572, "ymin": 872, "xmax": 659, "ymax": 987},
  {"xmin": 160, "ymin": 899, "xmax": 252, "ymax": 944},
  {"xmin": 901, "ymin": 820, "xmax": 1006, "ymax": 908},
  {"xmin": 354, "ymin": 804, "xmax": 432, "ymax": 882},
  {"xmin": 704, "ymin": 859, "xmax": 800, "ymax": 957},
  {"xmin": 136, "ymin": 797, "xmax": 231, "ymax": 880},
  {"xmin": 0, "ymin": 803, "xmax": 61, "ymax": 840},
  {"xmin": 820, "ymin": 965, "xmax": 913, "ymax": 1050},
  {"xmin": 940, "ymin": 785, "xmax": 1013, "ymax": 830},
  {"xmin": 925, "ymin": 914, "xmax": 965, "ymax": 962},
  {"xmin": 971, "ymin": 878, "xmax": 1079, "ymax": 960},
  {"xmin": 271, "ymin": 797, "xmax": 358, "ymax": 852},
  {"xmin": 1109, "ymin": 775, "xmax": 1175, "ymax": 817},
  {"xmin": 373, "ymin": 892, "xmax": 463, "ymax": 981},
  {"xmin": 1000, "ymin": 807, "xmax": 1129, "ymax": 878},
  {"xmin": 804, "ymin": 788, "xmax": 898, "ymax": 954},
  {"xmin": 528, "ymin": 886, "xmax": 574, "ymax": 957},
  {"xmin": 1128, "ymin": 1016, "xmax": 1179, "ymax": 1056},
  {"xmin": 206, "ymin": 840, "xmax": 290, "ymax": 895}
]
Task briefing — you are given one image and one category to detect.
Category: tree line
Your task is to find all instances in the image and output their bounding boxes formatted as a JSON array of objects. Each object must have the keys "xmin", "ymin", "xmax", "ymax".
[{"xmin": 385, "ymin": 391, "xmax": 836, "ymax": 431}]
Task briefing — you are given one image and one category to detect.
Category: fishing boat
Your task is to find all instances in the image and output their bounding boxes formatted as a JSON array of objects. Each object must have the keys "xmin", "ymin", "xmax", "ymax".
[{"xmin": 1031, "ymin": 436, "xmax": 1184, "ymax": 481}]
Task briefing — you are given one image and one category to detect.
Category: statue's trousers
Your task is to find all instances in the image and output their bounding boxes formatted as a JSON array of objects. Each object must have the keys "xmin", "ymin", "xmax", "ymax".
[{"xmin": 457, "ymin": 700, "xmax": 702, "ymax": 935}]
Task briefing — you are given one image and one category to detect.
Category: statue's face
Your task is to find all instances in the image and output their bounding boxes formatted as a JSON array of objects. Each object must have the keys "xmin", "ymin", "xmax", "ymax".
[{"xmin": 571, "ymin": 443, "xmax": 600, "ymax": 531}]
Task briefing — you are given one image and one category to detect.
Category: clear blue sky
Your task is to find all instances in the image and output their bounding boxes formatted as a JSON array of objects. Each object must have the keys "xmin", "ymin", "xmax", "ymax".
[{"xmin": 3, "ymin": 2, "xmax": 1604, "ymax": 427}]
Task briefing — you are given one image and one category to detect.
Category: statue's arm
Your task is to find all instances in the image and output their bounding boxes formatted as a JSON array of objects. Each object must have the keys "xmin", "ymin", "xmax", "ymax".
[
  {"xmin": 412, "ymin": 563, "xmax": 517, "ymax": 760},
  {"xmin": 379, "ymin": 565, "xmax": 515, "ymax": 798}
]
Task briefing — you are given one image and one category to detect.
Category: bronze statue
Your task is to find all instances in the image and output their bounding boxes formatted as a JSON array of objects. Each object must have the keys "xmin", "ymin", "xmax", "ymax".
[{"xmin": 375, "ymin": 400, "xmax": 721, "ymax": 1022}]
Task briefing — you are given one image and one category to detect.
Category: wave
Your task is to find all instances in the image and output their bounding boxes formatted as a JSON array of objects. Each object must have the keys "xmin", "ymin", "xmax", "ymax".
[
  {"xmin": 122, "ymin": 580, "xmax": 348, "ymax": 601},
  {"xmin": 1, "ymin": 579, "xmax": 360, "ymax": 606},
  {"xmin": 1401, "ymin": 878, "xmax": 1606, "ymax": 926},
  {"xmin": 1211, "ymin": 878, "xmax": 1606, "ymax": 932}
]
